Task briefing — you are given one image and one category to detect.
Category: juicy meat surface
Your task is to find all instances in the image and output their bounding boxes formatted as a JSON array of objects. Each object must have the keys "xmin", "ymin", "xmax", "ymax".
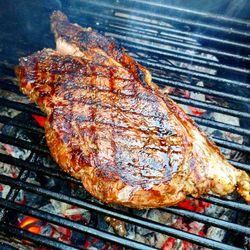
[{"xmin": 16, "ymin": 11, "xmax": 250, "ymax": 208}]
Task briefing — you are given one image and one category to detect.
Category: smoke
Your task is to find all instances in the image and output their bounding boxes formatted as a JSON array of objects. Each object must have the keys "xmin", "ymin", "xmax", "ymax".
[
  {"xmin": 0, "ymin": 0, "xmax": 63, "ymax": 63},
  {"xmin": 150, "ymin": 0, "xmax": 250, "ymax": 19}
]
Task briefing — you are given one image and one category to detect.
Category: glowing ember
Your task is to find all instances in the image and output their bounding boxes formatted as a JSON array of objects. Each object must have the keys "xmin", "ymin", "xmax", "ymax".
[
  {"xmin": 32, "ymin": 114, "xmax": 46, "ymax": 127},
  {"xmin": 177, "ymin": 198, "xmax": 211, "ymax": 213},
  {"xmin": 189, "ymin": 106, "xmax": 206, "ymax": 117},
  {"xmin": 19, "ymin": 217, "xmax": 42, "ymax": 245},
  {"xmin": 19, "ymin": 217, "xmax": 41, "ymax": 232}
]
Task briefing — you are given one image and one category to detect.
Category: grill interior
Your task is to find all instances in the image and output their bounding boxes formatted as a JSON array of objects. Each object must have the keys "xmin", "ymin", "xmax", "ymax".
[{"xmin": 0, "ymin": 0, "xmax": 249, "ymax": 249}]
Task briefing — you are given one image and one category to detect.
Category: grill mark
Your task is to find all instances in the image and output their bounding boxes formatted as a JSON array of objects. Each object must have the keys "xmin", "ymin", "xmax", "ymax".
[
  {"xmin": 21, "ymin": 51, "xmax": 135, "ymax": 80},
  {"xmin": 20, "ymin": 50, "xmax": 154, "ymax": 93},
  {"xmin": 56, "ymin": 103, "xmax": 165, "ymax": 129},
  {"xmin": 27, "ymin": 67, "xmax": 135, "ymax": 84},
  {"xmin": 110, "ymin": 68, "xmax": 117, "ymax": 169},
  {"xmin": 70, "ymin": 120, "xmax": 183, "ymax": 183},
  {"xmin": 53, "ymin": 97, "xmax": 166, "ymax": 123},
  {"xmin": 82, "ymin": 114, "xmax": 175, "ymax": 135},
  {"xmin": 89, "ymin": 74, "xmax": 98, "ymax": 165},
  {"xmin": 54, "ymin": 117, "xmax": 180, "ymax": 151}
]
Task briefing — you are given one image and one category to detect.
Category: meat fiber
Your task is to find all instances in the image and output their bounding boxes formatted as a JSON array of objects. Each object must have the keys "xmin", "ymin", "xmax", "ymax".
[{"xmin": 16, "ymin": 11, "xmax": 250, "ymax": 208}]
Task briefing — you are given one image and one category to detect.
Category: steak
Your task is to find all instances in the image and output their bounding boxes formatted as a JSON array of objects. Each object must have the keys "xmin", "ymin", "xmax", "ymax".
[{"xmin": 16, "ymin": 11, "xmax": 250, "ymax": 208}]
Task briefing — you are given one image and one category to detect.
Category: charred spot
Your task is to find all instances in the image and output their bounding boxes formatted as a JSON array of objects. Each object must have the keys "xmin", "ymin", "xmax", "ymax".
[
  {"xmin": 39, "ymin": 92, "xmax": 49, "ymax": 97},
  {"xmin": 76, "ymin": 32, "xmax": 91, "ymax": 50},
  {"xmin": 63, "ymin": 135, "xmax": 69, "ymax": 144},
  {"xmin": 190, "ymin": 158, "xmax": 196, "ymax": 170},
  {"xmin": 76, "ymin": 115, "xmax": 88, "ymax": 122},
  {"xmin": 64, "ymin": 92, "xmax": 73, "ymax": 100},
  {"xmin": 136, "ymin": 67, "xmax": 147, "ymax": 87}
]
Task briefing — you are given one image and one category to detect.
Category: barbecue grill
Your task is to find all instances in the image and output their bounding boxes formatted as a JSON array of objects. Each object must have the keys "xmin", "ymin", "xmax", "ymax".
[{"xmin": 0, "ymin": 0, "xmax": 249, "ymax": 249}]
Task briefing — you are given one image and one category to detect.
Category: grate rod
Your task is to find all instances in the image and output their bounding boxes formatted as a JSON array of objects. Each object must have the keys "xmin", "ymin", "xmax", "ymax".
[
  {"xmin": 228, "ymin": 160, "xmax": 250, "ymax": 172},
  {"xmin": 0, "ymin": 98, "xmax": 43, "ymax": 116},
  {"xmin": 123, "ymin": 0, "xmax": 250, "ymax": 25},
  {"xmin": 0, "ymin": 176, "xmax": 244, "ymax": 250},
  {"xmin": 1, "ymin": 103, "xmax": 250, "ymax": 139},
  {"xmin": 120, "ymin": 41, "xmax": 250, "ymax": 75},
  {"xmin": 0, "ymin": 153, "xmax": 80, "ymax": 185},
  {"xmin": 0, "ymin": 115, "xmax": 44, "ymax": 134},
  {"xmin": 133, "ymin": 56, "xmax": 250, "ymax": 88},
  {"xmin": 211, "ymin": 138, "xmax": 250, "ymax": 153},
  {"xmin": 105, "ymin": 22, "xmax": 250, "ymax": 54},
  {"xmin": 1, "ymin": 95, "xmax": 250, "ymax": 120},
  {"xmin": 0, "ymin": 198, "xmax": 156, "ymax": 250},
  {"xmin": 0, "ymin": 153, "xmax": 248, "ymax": 234},
  {"xmin": 153, "ymin": 77, "xmax": 250, "ymax": 104},
  {"xmin": 1, "ymin": 104, "xmax": 250, "ymax": 154},
  {"xmin": 169, "ymin": 95, "xmax": 250, "ymax": 119},
  {"xmin": 0, "ymin": 223, "xmax": 80, "ymax": 250},
  {"xmin": 0, "ymin": 151, "xmax": 248, "ymax": 208},
  {"xmin": 191, "ymin": 116, "xmax": 250, "ymax": 137},
  {"xmin": 162, "ymin": 207, "xmax": 250, "ymax": 235},
  {"xmin": 0, "ymin": 134, "xmax": 49, "ymax": 154},
  {"xmin": 2, "ymin": 71, "xmax": 250, "ymax": 104},
  {"xmin": 1, "ymin": 85, "xmax": 250, "ymax": 137},
  {"xmin": 0, "ymin": 242, "xmax": 18, "ymax": 250},
  {"xmin": 0, "ymin": 81, "xmax": 20, "ymax": 93},
  {"xmin": 107, "ymin": 30, "xmax": 250, "ymax": 68},
  {"xmin": 1, "ymin": 113, "xmax": 250, "ymax": 154},
  {"xmin": 201, "ymin": 195, "xmax": 250, "ymax": 212},
  {"xmin": 80, "ymin": 0, "xmax": 250, "ymax": 37},
  {"xmin": 73, "ymin": 10, "xmax": 250, "ymax": 51}
]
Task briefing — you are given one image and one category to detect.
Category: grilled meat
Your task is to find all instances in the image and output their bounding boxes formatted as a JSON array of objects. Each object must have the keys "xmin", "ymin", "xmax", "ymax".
[{"xmin": 16, "ymin": 11, "xmax": 250, "ymax": 208}]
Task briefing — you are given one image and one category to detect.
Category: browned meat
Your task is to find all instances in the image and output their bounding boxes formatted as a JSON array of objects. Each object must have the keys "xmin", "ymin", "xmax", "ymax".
[{"xmin": 16, "ymin": 11, "xmax": 250, "ymax": 208}]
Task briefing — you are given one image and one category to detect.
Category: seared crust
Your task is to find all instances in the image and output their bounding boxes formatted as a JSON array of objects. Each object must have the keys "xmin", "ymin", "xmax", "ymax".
[{"xmin": 16, "ymin": 11, "xmax": 250, "ymax": 208}]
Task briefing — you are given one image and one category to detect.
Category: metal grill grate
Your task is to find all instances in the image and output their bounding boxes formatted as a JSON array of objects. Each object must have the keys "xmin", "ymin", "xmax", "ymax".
[{"xmin": 0, "ymin": 0, "xmax": 249, "ymax": 249}]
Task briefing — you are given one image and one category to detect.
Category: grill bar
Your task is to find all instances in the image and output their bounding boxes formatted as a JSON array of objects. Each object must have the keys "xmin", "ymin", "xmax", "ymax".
[
  {"xmin": 0, "ymin": 152, "xmax": 248, "ymax": 235},
  {"xmin": 3, "ymin": 76, "xmax": 250, "ymax": 108},
  {"xmin": 134, "ymin": 57, "xmax": 249, "ymax": 88},
  {"xmin": 0, "ymin": 242, "xmax": 18, "ymax": 250},
  {"xmin": 0, "ymin": 153, "xmax": 80, "ymax": 185},
  {"xmin": 169, "ymin": 95, "xmax": 250, "ymax": 119},
  {"xmin": 73, "ymin": 0, "xmax": 250, "ymax": 38},
  {"xmin": 1, "ymin": 110, "xmax": 250, "ymax": 140},
  {"xmin": 153, "ymin": 77, "xmax": 250, "ymax": 103},
  {"xmin": 0, "ymin": 176, "xmax": 244, "ymax": 250},
  {"xmin": 78, "ymin": 10, "xmax": 250, "ymax": 50},
  {"xmin": 162, "ymin": 207, "xmax": 250, "ymax": 235},
  {"xmin": 1, "ymin": 91, "xmax": 249, "ymax": 119},
  {"xmin": 0, "ymin": 198, "xmax": 156, "ymax": 250},
  {"xmin": 0, "ymin": 115, "xmax": 44, "ymax": 134},
  {"xmin": 211, "ymin": 138, "xmax": 250, "ymax": 153},
  {"xmin": 0, "ymin": 149, "xmax": 249, "ymax": 210},
  {"xmin": 1, "ymin": 97, "xmax": 250, "ymax": 154},
  {"xmin": 0, "ymin": 98, "xmax": 44, "ymax": 116},
  {"xmin": 120, "ymin": 41, "xmax": 250, "ymax": 75},
  {"xmin": 228, "ymin": 160, "xmax": 250, "ymax": 172},
  {"xmin": 0, "ymin": 134, "xmax": 49, "ymax": 154},
  {"xmin": 1, "ymin": 112, "xmax": 250, "ymax": 155},
  {"xmin": 124, "ymin": 0, "xmax": 250, "ymax": 25},
  {"xmin": 105, "ymin": 24, "xmax": 250, "ymax": 57},
  {"xmin": 0, "ymin": 223, "xmax": 80, "ymax": 250},
  {"xmin": 192, "ymin": 116, "xmax": 250, "ymax": 137},
  {"xmin": 201, "ymin": 195, "xmax": 250, "ymax": 212},
  {"xmin": 108, "ymin": 29, "xmax": 250, "ymax": 75}
]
